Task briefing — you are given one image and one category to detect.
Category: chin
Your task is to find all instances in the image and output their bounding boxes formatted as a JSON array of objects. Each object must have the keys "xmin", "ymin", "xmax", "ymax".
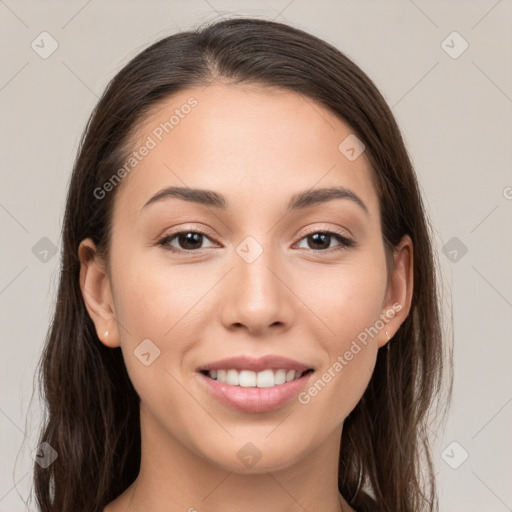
[{"xmin": 197, "ymin": 437, "xmax": 308, "ymax": 475}]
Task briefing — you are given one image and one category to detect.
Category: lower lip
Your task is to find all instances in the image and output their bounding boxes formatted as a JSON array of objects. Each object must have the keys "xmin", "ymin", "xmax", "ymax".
[{"xmin": 198, "ymin": 371, "xmax": 313, "ymax": 413}]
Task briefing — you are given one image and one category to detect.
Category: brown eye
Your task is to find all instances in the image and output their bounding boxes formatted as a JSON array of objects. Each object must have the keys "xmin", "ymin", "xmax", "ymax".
[
  {"xmin": 296, "ymin": 231, "xmax": 354, "ymax": 251},
  {"xmin": 158, "ymin": 230, "xmax": 217, "ymax": 253}
]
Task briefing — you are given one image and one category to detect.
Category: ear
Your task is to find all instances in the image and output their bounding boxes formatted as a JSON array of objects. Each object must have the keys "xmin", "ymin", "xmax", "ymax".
[
  {"xmin": 378, "ymin": 234, "xmax": 414, "ymax": 348},
  {"xmin": 78, "ymin": 238, "xmax": 120, "ymax": 348}
]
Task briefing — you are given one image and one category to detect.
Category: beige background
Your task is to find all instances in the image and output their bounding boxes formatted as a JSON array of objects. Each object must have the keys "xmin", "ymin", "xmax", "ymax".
[{"xmin": 1, "ymin": 1, "xmax": 511, "ymax": 511}]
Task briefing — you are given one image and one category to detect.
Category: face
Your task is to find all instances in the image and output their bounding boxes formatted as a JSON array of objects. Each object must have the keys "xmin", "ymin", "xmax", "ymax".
[{"xmin": 80, "ymin": 83, "xmax": 412, "ymax": 474}]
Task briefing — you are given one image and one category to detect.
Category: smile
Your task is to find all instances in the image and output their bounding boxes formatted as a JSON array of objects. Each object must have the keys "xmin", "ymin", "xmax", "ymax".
[{"xmin": 202, "ymin": 368, "xmax": 314, "ymax": 387}]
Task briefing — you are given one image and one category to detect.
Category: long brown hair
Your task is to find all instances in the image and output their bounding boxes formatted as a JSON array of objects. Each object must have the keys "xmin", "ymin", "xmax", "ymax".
[{"xmin": 30, "ymin": 17, "xmax": 452, "ymax": 512}]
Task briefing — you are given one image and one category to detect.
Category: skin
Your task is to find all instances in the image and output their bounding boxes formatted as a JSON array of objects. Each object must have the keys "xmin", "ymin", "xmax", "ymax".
[{"xmin": 79, "ymin": 83, "xmax": 413, "ymax": 512}]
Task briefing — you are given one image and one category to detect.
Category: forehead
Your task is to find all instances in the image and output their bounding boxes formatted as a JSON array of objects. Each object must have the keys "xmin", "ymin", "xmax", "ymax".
[{"xmin": 113, "ymin": 83, "xmax": 379, "ymax": 222}]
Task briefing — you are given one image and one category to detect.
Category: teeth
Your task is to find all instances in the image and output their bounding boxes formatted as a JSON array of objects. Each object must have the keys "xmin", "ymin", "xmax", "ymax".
[
  {"xmin": 256, "ymin": 369, "xmax": 274, "ymax": 388},
  {"xmin": 274, "ymin": 369, "xmax": 286, "ymax": 385},
  {"xmin": 226, "ymin": 369, "xmax": 239, "ymax": 386},
  {"xmin": 207, "ymin": 368, "xmax": 309, "ymax": 387},
  {"xmin": 239, "ymin": 370, "xmax": 256, "ymax": 387}
]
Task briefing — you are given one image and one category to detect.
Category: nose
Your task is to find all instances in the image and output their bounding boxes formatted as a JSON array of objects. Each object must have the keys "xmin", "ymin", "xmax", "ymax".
[{"xmin": 219, "ymin": 241, "xmax": 296, "ymax": 336}]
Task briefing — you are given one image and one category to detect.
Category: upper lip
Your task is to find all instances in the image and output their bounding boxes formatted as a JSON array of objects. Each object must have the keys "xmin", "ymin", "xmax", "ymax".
[{"xmin": 198, "ymin": 355, "xmax": 313, "ymax": 373}]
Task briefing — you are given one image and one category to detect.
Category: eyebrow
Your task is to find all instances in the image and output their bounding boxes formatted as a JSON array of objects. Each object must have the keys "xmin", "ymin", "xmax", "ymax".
[{"xmin": 141, "ymin": 185, "xmax": 369, "ymax": 216}]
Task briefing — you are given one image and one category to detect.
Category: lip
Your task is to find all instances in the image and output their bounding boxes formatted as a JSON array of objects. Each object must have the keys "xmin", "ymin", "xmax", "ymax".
[
  {"xmin": 198, "ymin": 370, "xmax": 314, "ymax": 413},
  {"xmin": 197, "ymin": 354, "xmax": 313, "ymax": 373}
]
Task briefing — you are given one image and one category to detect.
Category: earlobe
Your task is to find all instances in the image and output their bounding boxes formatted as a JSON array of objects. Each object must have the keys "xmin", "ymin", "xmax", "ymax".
[
  {"xmin": 78, "ymin": 238, "xmax": 120, "ymax": 348},
  {"xmin": 379, "ymin": 234, "xmax": 414, "ymax": 348}
]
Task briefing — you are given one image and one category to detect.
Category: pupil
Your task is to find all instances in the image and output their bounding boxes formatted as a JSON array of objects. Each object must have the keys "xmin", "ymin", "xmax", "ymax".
[
  {"xmin": 310, "ymin": 233, "xmax": 329, "ymax": 250},
  {"xmin": 180, "ymin": 232, "xmax": 202, "ymax": 250}
]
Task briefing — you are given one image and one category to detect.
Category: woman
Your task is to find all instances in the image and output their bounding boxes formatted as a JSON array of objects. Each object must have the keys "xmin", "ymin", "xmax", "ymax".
[{"xmin": 33, "ymin": 17, "xmax": 452, "ymax": 512}]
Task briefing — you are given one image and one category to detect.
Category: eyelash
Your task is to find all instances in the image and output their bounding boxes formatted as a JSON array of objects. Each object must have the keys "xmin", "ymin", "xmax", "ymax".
[{"xmin": 157, "ymin": 227, "xmax": 356, "ymax": 254}]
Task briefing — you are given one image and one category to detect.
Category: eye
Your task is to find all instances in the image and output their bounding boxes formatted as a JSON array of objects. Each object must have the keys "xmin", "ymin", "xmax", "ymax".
[
  {"xmin": 295, "ymin": 230, "xmax": 355, "ymax": 252},
  {"xmin": 157, "ymin": 229, "xmax": 218, "ymax": 253},
  {"xmin": 157, "ymin": 228, "xmax": 356, "ymax": 254}
]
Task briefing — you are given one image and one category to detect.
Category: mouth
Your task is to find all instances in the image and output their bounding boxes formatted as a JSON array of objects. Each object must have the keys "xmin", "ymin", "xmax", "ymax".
[
  {"xmin": 196, "ymin": 355, "xmax": 315, "ymax": 413},
  {"xmin": 199, "ymin": 368, "xmax": 315, "ymax": 388}
]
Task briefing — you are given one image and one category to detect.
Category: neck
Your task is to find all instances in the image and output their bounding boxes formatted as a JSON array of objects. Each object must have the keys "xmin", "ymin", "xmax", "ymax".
[{"xmin": 106, "ymin": 403, "xmax": 356, "ymax": 512}]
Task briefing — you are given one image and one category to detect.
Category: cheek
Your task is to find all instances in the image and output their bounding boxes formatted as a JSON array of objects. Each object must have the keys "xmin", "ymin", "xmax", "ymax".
[
  {"xmin": 295, "ymin": 275, "xmax": 382, "ymax": 429},
  {"xmin": 292, "ymin": 250, "xmax": 387, "ymax": 414},
  {"xmin": 112, "ymin": 250, "xmax": 206, "ymax": 338},
  {"xmin": 296, "ymin": 251, "xmax": 388, "ymax": 345},
  {"xmin": 112, "ymin": 260, "xmax": 202, "ymax": 418},
  {"xmin": 111, "ymin": 252, "xmax": 218, "ymax": 398}
]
